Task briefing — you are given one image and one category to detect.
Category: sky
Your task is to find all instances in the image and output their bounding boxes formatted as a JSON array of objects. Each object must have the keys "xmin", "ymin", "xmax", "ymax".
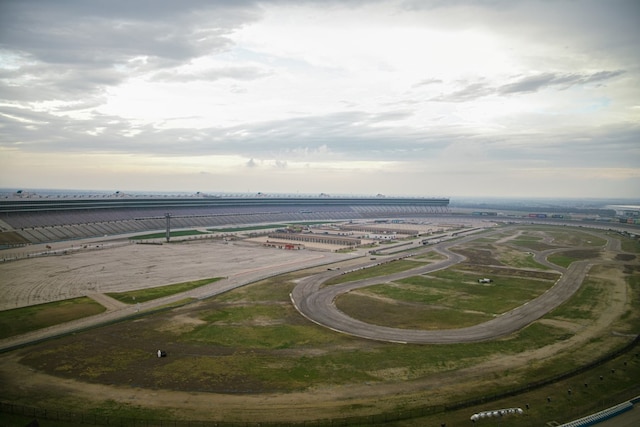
[{"xmin": 0, "ymin": 0, "xmax": 639, "ymax": 199}]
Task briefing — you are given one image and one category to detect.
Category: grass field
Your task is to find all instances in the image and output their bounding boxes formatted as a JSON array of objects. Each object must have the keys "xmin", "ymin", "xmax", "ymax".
[
  {"xmin": 335, "ymin": 266, "xmax": 557, "ymax": 329},
  {"xmin": 2, "ymin": 224, "xmax": 639, "ymax": 426},
  {"xmin": 0, "ymin": 297, "xmax": 106, "ymax": 339},
  {"xmin": 106, "ymin": 277, "xmax": 222, "ymax": 303},
  {"xmin": 519, "ymin": 226, "xmax": 608, "ymax": 247},
  {"xmin": 129, "ymin": 229, "xmax": 213, "ymax": 240},
  {"xmin": 324, "ymin": 259, "xmax": 429, "ymax": 286},
  {"xmin": 547, "ymin": 249, "xmax": 601, "ymax": 268},
  {"xmin": 209, "ymin": 221, "xmax": 335, "ymax": 233}
]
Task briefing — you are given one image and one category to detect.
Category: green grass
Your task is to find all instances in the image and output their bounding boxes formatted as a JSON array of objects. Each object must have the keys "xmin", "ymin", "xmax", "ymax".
[
  {"xmin": 200, "ymin": 303, "xmax": 287, "ymax": 323},
  {"xmin": 324, "ymin": 259, "xmax": 428, "ymax": 285},
  {"xmin": 454, "ymin": 264, "xmax": 559, "ymax": 280},
  {"xmin": 186, "ymin": 322, "xmax": 342, "ymax": 350},
  {"xmin": 495, "ymin": 246, "xmax": 552, "ymax": 269},
  {"xmin": 395, "ymin": 269, "xmax": 554, "ymax": 314},
  {"xmin": 209, "ymin": 224, "xmax": 288, "ymax": 232},
  {"xmin": 0, "ymin": 297, "xmax": 106, "ymax": 339},
  {"xmin": 547, "ymin": 253, "xmax": 576, "ymax": 268},
  {"xmin": 85, "ymin": 399, "xmax": 174, "ymax": 421},
  {"xmin": 402, "ymin": 350, "xmax": 640, "ymax": 427},
  {"xmin": 172, "ymin": 321, "xmax": 573, "ymax": 391},
  {"xmin": 620, "ymin": 235, "xmax": 640, "ymax": 253},
  {"xmin": 183, "ymin": 302, "xmax": 346, "ymax": 349},
  {"xmin": 333, "ymin": 268, "xmax": 556, "ymax": 330},
  {"xmin": 292, "ymin": 221, "xmax": 338, "ymax": 226},
  {"xmin": 335, "ymin": 292, "xmax": 493, "ymax": 329},
  {"xmin": 129, "ymin": 229, "xmax": 212, "ymax": 240},
  {"xmin": 169, "ymin": 268, "xmax": 574, "ymax": 389},
  {"xmin": 510, "ymin": 236, "xmax": 557, "ymax": 251},
  {"xmin": 548, "ymin": 271, "xmax": 614, "ymax": 321},
  {"xmin": 0, "ymin": 413, "xmax": 67, "ymax": 427},
  {"xmin": 107, "ymin": 277, "xmax": 222, "ymax": 304},
  {"xmin": 209, "ymin": 221, "xmax": 336, "ymax": 233},
  {"xmin": 523, "ymin": 226, "xmax": 608, "ymax": 247},
  {"xmin": 546, "ymin": 249, "xmax": 600, "ymax": 268},
  {"xmin": 548, "ymin": 248, "xmax": 601, "ymax": 267},
  {"xmin": 213, "ymin": 273, "xmax": 300, "ymax": 303},
  {"xmin": 470, "ymin": 237, "xmax": 501, "ymax": 244},
  {"xmin": 135, "ymin": 267, "xmax": 572, "ymax": 390},
  {"xmin": 55, "ymin": 345, "xmax": 152, "ymax": 380},
  {"xmin": 8, "ymin": 397, "xmax": 176, "ymax": 426},
  {"xmin": 412, "ymin": 251, "xmax": 448, "ymax": 262}
]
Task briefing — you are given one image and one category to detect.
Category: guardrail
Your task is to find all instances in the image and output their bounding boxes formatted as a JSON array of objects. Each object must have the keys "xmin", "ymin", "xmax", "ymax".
[{"xmin": 559, "ymin": 400, "xmax": 634, "ymax": 427}]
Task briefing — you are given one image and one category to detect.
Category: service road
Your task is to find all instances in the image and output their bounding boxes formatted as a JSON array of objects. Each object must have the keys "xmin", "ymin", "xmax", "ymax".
[{"xmin": 291, "ymin": 230, "xmax": 598, "ymax": 344}]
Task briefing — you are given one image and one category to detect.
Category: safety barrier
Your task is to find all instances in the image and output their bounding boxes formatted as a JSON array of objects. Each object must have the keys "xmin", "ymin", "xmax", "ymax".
[{"xmin": 559, "ymin": 400, "xmax": 633, "ymax": 427}]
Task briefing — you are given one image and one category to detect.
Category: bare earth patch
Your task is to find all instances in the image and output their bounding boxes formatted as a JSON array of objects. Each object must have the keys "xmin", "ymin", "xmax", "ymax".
[{"xmin": 156, "ymin": 312, "xmax": 207, "ymax": 334}]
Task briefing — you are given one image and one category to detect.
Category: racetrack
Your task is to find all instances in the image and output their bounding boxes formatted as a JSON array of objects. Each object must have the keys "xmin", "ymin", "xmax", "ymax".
[
  {"xmin": 291, "ymin": 230, "xmax": 603, "ymax": 344},
  {"xmin": 1, "ymin": 222, "xmax": 637, "ymax": 425}
]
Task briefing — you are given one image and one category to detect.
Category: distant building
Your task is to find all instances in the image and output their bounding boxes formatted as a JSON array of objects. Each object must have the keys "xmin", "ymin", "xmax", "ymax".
[
  {"xmin": 267, "ymin": 232, "xmax": 361, "ymax": 247},
  {"xmin": 609, "ymin": 205, "xmax": 640, "ymax": 218},
  {"xmin": 367, "ymin": 233, "xmax": 396, "ymax": 240},
  {"xmin": 264, "ymin": 240, "xmax": 304, "ymax": 250}
]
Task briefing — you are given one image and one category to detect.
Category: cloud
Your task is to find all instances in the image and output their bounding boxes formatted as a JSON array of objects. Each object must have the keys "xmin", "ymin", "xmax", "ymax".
[
  {"xmin": 430, "ymin": 80, "xmax": 494, "ymax": 102},
  {"xmin": 432, "ymin": 70, "xmax": 625, "ymax": 102},
  {"xmin": 0, "ymin": 0, "xmax": 261, "ymax": 108},
  {"xmin": 0, "ymin": 0, "xmax": 638, "ymax": 198},
  {"xmin": 0, "ymin": 1, "xmax": 257, "ymax": 61},
  {"xmin": 412, "ymin": 78, "xmax": 443, "ymax": 88},
  {"xmin": 498, "ymin": 70, "xmax": 625, "ymax": 94},
  {"xmin": 151, "ymin": 65, "xmax": 271, "ymax": 83}
]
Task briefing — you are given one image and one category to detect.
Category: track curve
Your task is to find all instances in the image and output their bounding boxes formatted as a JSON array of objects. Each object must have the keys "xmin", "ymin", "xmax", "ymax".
[{"xmin": 291, "ymin": 230, "xmax": 597, "ymax": 344}]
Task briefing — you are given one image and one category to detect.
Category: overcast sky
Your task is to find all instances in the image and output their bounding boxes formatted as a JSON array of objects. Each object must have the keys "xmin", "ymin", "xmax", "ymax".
[{"xmin": 1, "ymin": 0, "xmax": 638, "ymax": 198}]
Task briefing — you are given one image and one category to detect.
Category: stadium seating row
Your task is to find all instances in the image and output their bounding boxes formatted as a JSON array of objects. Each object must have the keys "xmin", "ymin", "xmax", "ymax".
[{"xmin": 0, "ymin": 199, "xmax": 449, "ymax": 245}]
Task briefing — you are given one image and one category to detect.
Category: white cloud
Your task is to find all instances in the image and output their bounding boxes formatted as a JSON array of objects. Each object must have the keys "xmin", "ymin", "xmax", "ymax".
[{"xmin": 0, "ymin": 0, "xmax": 638, "ymax": 198}]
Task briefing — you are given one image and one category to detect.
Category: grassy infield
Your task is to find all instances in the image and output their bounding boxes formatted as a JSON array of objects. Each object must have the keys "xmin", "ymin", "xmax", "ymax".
[{"xmin": 2, "ymin": 226, "xmax": 640, "ymax": 426}]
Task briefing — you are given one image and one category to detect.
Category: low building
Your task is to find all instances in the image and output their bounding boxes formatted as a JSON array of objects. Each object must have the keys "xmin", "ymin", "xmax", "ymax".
[
  {"xmin": 267, "ymin": 232, "xmax": 361, "ymax": 247},
  {"xmin": 263, "ymin": 240, "xmax": 304, "ymax": 250}
]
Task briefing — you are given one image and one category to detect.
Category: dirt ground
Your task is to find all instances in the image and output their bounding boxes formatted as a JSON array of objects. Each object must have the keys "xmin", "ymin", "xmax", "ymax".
[{"xmin": 0, "ymin": 226, "xmax": 638, "ymax": 423}]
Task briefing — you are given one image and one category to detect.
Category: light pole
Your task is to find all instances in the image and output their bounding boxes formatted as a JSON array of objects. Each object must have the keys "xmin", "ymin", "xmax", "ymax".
[{"xmin": 165, "ymin": 213, "xmax": 171, "ymax": 242}]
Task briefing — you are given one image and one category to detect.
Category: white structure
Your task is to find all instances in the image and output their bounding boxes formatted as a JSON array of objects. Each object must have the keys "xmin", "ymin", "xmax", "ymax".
[
  {"xmin": 608, "ymin": 205, "xmax": 640, "ymax": 217},
  {"xmin": 367, "ymin": 233, "xmax": 397, "ymax": 240},
  {"xmin": 470, "ymin": 407, "xmax": 523, "ymax": 422}
]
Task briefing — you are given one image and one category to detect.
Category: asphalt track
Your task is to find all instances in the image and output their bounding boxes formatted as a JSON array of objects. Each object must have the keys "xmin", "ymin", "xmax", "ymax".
[{"xmin": 290, "ymin": 230, "xmax": 597, "ymax": 344}]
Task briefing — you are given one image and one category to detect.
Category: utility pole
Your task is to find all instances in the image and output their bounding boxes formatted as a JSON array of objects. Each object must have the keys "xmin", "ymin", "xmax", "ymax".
[{"xmin": 165, "ymin": 213, "xmax": 171, "ymax": 242}]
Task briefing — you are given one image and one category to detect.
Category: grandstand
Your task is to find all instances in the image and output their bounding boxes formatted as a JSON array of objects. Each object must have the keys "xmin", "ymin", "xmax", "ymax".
[{"xmin": 0, "ymin": 194, "xmax": 449, "ymax": 246}]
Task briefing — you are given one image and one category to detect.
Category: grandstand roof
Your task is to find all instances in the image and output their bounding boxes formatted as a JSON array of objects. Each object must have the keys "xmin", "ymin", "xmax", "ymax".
[{"xmin": 0, "ymin": 195, "xmax": 449, "ymax": 214}]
